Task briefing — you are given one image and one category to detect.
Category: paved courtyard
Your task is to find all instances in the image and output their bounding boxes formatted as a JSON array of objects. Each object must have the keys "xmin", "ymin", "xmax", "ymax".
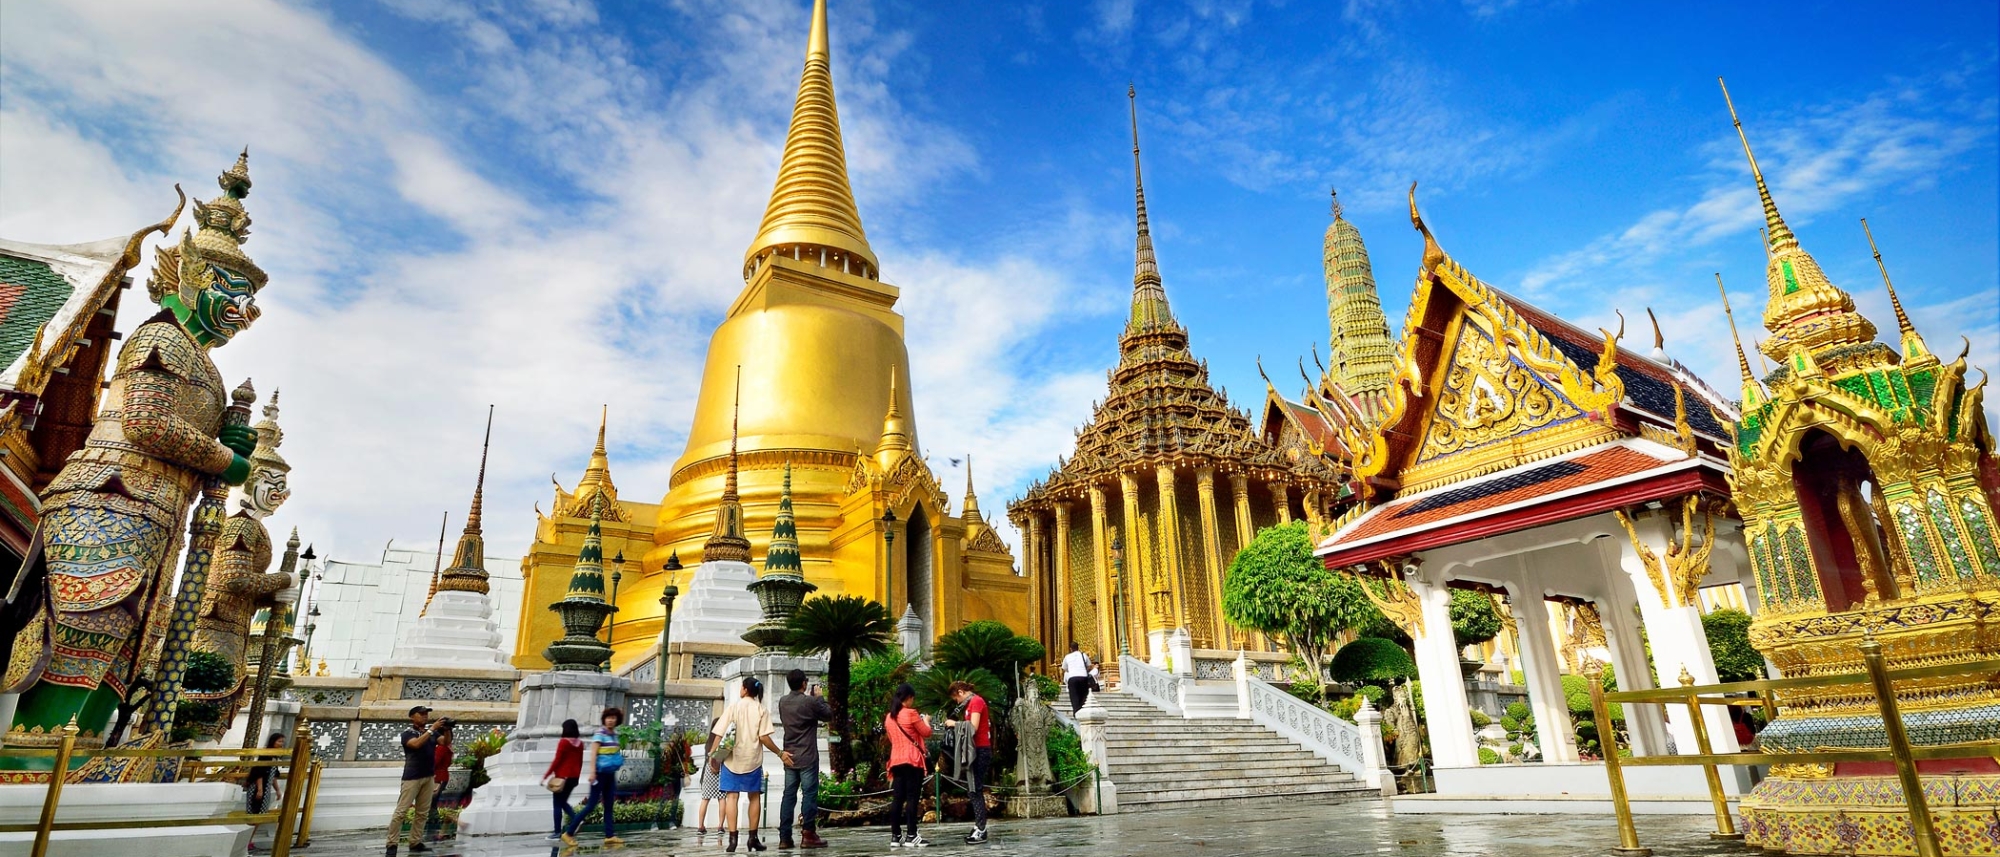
[{"xmin": 307, "ymin": 802, "xmax": 1742, "ymax": 857}]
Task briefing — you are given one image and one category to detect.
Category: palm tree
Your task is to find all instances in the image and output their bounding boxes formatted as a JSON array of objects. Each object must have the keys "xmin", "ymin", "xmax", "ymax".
[{"xmin": 785, "ymin": 594, "xmax": 897, "ymax": 779}]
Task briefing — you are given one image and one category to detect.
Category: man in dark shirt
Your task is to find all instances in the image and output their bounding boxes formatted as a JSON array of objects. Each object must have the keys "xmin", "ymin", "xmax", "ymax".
[
  {"xmin": 777, "ymin": 668, "xmax": 834, "ymax": 849},
  {"xmin": 385, "ymin": 705, "xmax": 445, "ymax": 856}
]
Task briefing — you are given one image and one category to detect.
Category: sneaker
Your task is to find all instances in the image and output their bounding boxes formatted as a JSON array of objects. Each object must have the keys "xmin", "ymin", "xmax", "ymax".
[
  {"xmin": 409, "ymin": 845, "xmax": 431, "ymax": 854},
  {"xmin": 605, "ymin": 836, "xmax": 625, "ymax": 846},
  {"xmin": 561, "ymin": 833, "xmax": 579, "ymax": 847},
  {"xmin": 890, "ymin": 834, "xmax": 902, "ymax": 848},
  {"xmin": 383, "ymin": 847, "xmax": 398, "ymax": 857},
  {"xmin": 965, "ymin": 826, "xmax": 988, "ymax": 844},
  {"xmin": 546, "ymin": 833, "xmax": 562, "ymax": 841},
  {"xmin": 904, "ymin": 834, "xmax": 931, "ymax": 848}
]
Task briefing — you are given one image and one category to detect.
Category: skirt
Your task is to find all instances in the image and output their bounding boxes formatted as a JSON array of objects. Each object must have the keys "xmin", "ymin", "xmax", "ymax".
[
  {"xmin": 718, "ymin": 765, "xmax": 764, "ymax": 794},
  {"xmin": 700, "ymin": 764, "xmax": 722, "ymax": 800}
]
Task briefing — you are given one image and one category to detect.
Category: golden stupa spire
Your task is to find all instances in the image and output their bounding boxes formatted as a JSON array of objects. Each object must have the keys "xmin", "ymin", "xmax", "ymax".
[
  {"xmin": 962, "ymin": 453, "xmax": 982, "ymax": 521},
  {"xmin": 875, "ymin": 366, "xmax": 913, "ymax": 465},
  {"xmin": 1861, "ymin": 217, "xmax": 1931, "ymax": 361},
  {"xmin": 705, "ymin": 368, "xmax": 751, "ymax": 563},
  {"xmin": 1126, "ymin": 84, "xmax": 1174, "ymax": 333},
  {"xmin": 743, "ymin": 0, "xmax": 877, "ymax": 280},
  {"xmin": 1717, "ymin": 78, "xmax": 1876, "ymax": 363},
  {"xmin": 1323, "ymin": 185, "xmax": 1394, "ymax": 399},
  {"xmin": 1716, "ymin": 273, "xmax": 1765, "ymax": 408},
  {"xmin": 439, "ymin": 405, "xmax": 494, "ymax": 594}
]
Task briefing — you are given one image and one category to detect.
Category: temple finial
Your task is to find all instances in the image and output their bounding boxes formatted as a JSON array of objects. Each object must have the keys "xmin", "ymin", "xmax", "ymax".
[
  {"xmin": 963, "ymin": 453, "xmax": 980, "ymax": 516},
  {"xmin": 1408, "ymin": 181, "xmax": 1444, "ymax": 271},
  {"xmin": 1330, "ymin": 186, "xmax": 1343, "ymax": 221},
  {"xmin": 702, "ymin": 367, "xmax": 752, "ymax": 564},
  {"xmin": 220, "ymin": 147, "xmax": 253, "ymax": 200},
  {"xmin": 725, "ymin": 367, "xmax": 742, "ymax": 499},
  {"xmin": 1645, "ymin": 307, "xmax": 1667, "ymax": 359},
  {"xmin": 1861, "ymin": 218, "xmax": 1928, "ymax": 360},
  {"xmin": 877, "ymin": 366, "xmax": 913, "ymax": 461},
  {"xmin": 467, "ymin": 405, "xmax": 493, "ymax": 533},
  {"xmin": 1718, "ymin": 78, "xmax": 1796, "ymax": 254},
  {"xmin": 743, "ymin": 0, "xmax": 876, "ymax": 279},
  {"xmin": 594, "ymin": 405, "xmax": 608, "ymax": 457},
  {"xmin": 1125, "ymin": 84, "xmax": 1172, "ymax": 332},
  {"xmin": 1716, "ymin": 273, "xmax": 1760, "ymax": 394}
]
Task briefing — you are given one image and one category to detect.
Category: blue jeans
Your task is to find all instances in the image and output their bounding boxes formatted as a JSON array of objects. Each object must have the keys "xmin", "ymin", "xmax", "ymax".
[
  {"xmin": 565, "ymin": 770, "xmax": 617, "ymax": 838},
  {"xmin": 780, "ymin": 766, "xmax": 819, "ymax": 838}
]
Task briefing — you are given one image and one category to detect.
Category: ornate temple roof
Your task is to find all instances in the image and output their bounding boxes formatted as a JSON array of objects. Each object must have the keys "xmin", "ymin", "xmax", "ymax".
[
  {"xmin": 552, "ymin": 406, "xmax": 625, "ymax": 523},
  {"xmin": 1012, "ymin": 89, "xmax": 1344, "ymax": 511},
  {"xmin": 741, "ymin": 0, "xmax": 877, "ymax": 280}
]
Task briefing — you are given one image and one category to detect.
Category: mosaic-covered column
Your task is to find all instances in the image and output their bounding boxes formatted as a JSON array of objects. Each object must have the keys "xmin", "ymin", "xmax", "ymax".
[
  {"xmin": 1154, "ymin": 465, "xmax": 1188, "ymax": 634},
  {"xmin": 1088, "ymin": 485, "xmax": 1116, "ymax": 662},
  {"xmin": 1119, "ymin": 472, "xmax": 1152, "ymax": 658},
  {"xmin": 1196, "ymin": 467, "xmax": 1227, "ymax": 647}
]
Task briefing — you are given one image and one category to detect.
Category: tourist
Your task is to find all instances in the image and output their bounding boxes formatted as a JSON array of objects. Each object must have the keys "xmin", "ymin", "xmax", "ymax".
[
  {"xmin": 694, "ymin": 716, "xmax": 722, "ymax": 835},
  {"xmin": 1061, "ymin": 642, "xmax": 1095, "ymax": 714},
  {"xmin": 777, "ymin": 668, "xmax": 833, "ymax": 849},
  {"xmin": 385, "ymin": 705, "xmax": 448, "ymax": 856},
  {"xmin": 943, "ymin": 681, "xmax": 993, "ymax": 844},
  {"xmin": 562, "ymin": 707, "xmax": 628, "ymax": 847},
  {"xmin": 244, "ymin": 733, "xmax": 284, "ymax": 852},
  {"xmin": 424, "ymin": 725, "xmax": 453, "ymax": 841},
  {"xmin": 715, "ymin": 677, "xmax": 791, "ymax": 853},
  {"xmin": 884, "ymin": 682, "xmax": 932, "ymax": 848},
  {"xmin": 543, "ymin": 719, "xmax": 584, "ymax": 841}
]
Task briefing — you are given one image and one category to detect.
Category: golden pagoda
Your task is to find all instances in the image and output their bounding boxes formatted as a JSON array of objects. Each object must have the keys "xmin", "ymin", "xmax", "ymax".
[
  {"xmin": 1321, "ymin": 189, "xmax": 1395, "ymax": 404},
  {"xmin": 1713, "ymin": 81, "xmax": 2000, "ymax": 854},
  {"xmin": 1009, "ymin": 88, "xmax": 1345, "ymax": 668},
  {"xmin": 511, "ymin": 0, "xmax": 1029, "ymax": 669},
  {"xmin": 514, "ymin": 408, "xmax": 659, "ymax": 670}
]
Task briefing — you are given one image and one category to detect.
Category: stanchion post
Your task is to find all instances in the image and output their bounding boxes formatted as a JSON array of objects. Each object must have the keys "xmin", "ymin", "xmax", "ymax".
[
  {"xmin": 1588, "ymin": 661, "xmax": 1649, "ymax": 856},
  {"xmin": 1863, "ymin": 637, "xmax": 1941, "ymax": 857},
  {"xmin": 270, "ymin": 718, "xmax": 313, "ymax": 857},
  {"xmin": 1678, "ymin": 670, "xmax": 1740, "ymax": 839},
  {"xmin": 295, "ymin": 758, "xmax": 323, "ymax": 848},
  {"xmin": 31, "ymin": 716, "xmax": 80, "ymax": 857}
]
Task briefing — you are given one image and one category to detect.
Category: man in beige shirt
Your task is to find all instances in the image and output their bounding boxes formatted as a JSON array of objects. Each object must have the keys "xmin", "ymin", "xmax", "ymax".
[{"xmin": 712, "ymin": 677, "xmax": 791, "ymax": 852}]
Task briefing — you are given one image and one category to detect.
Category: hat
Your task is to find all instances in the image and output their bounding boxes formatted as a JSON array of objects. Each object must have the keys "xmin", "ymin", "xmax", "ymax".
[{"xmin": 409, "ymin": 705, "xmax": 432, "ymax": 716}]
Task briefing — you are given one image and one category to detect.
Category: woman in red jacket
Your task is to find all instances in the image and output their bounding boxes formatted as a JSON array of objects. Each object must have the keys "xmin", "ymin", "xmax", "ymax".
[
  {"xmin": 883, "ymin": 683, "xmax": 932, "ymax": 848},
  {"xmin": 543, "ymin": 719, "xmax": 584, "ymax": 840}
]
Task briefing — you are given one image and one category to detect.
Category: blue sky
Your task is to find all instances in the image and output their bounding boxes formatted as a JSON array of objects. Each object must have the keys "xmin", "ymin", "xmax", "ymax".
[{"xmin": 2, "ymin": 0, "xmax": 1994, "ymax": 562}]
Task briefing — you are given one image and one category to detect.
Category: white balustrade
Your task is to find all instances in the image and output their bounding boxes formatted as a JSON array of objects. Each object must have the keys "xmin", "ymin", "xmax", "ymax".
[
  {"xmin": 1243, "ymin": 674, "xmax": 1394, "ymax": 793},
  {"xmin": 1118, "ymin": 655, "xmax": 1183, "ymax": 715}
]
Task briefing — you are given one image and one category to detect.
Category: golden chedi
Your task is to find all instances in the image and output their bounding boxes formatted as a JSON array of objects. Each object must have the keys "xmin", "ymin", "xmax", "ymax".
[
  {"xmin": 506, "ymin": 0, "xmax": 1029, "ymax": 669},
  {"xmin": 1714, "ymin": 81, "xmax": 2000, "ymax": 855}
]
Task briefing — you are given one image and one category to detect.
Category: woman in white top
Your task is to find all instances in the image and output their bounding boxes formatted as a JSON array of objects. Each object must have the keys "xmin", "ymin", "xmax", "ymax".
[{"xmin": 1061, "ymin": 642, "xmax": 1096, "ymax": 714}]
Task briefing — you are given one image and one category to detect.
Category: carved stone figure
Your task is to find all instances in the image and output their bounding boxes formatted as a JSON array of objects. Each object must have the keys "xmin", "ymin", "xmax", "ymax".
[
  {"xmin": 2, "ymin": 152, "xmax": 265, "ymax": 756},
  {"xmin": 186, "ymin": 393, "xmax": 294, "ymax": 738},
  {"xmin": 1009, "ymin": 680, "xmax": 1055, "ymax": 795}
]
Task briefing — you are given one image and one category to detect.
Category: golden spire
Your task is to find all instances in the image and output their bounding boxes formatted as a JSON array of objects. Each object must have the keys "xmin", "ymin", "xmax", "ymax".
[
  {"xmin": 569, "ymin": 404, "xmax": 620, "ymax": 512},
  {"xmin": 743, "ymin": 0, "xmax": 877, "ymax": 280},
  {"xmin": 1716, "ymin": 273, "xmax": 1764, "ymax": 408},
  {"xmin": 1861, "ymin": 217, "xmax": 1930, "ymax": 361},
  {"xmin": 1126, "ymin": 84, "xmax": 1174, "ymax": 333},
  {"xmin": 705, "ymin": 368, "xmax": 751, "ymax": 563},
  {"xmin": 439, "ymin": 406, "xmax": 494, "ymax": 594},
  {"xmin": 1323, "ymin": 185, "xmax": 1394, "ymax": 398},
  {"xmin": 876, "ymin": 366, "xmax": 913, "ymax": 465},
  {"xmin": 467, "ymin": 405, "xmax": 492, "ymax": 532},
  {"xmin": 1717, "ymin": 78, "xmax": 1876, "ymax": 362},
  {"xmin": 962, "ymin": 453, "xmax": 982, "ymax": 522}
]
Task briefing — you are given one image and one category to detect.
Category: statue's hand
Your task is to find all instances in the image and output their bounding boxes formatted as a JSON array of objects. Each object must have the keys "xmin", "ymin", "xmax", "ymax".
[
  {"xmin": 222, "ymin": 454, "xmax": 251, "ymax": 486},
  {"xmin": 273, "ymin": 583, "xmax": 300, "ymax": 605},
  {"xmin": 219, "ymin": 424, "xmax": 257, "ymax": 458}
]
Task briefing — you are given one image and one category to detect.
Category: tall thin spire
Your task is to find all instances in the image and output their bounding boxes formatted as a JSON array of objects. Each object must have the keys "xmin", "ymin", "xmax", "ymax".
[
  {"xmin": 1719, "ymin": 77, "xmax": 1797, "ymax": 255},
  {"xmin": 743, "ymin": 0, "xmax": 877, "ymax": 280},
  {"xmin": 439, "ymin": 406, "xmax": 495, "ymax": 594},
  {"xmin": 1716, "ymin": 273, "xmax": 1764, "ymax": 409},
  {"xmin": 570, "ymin": 404, "xmax": 620, "ymax": 515},
  {"xmin": 876, "ymin": 365, "xmax": 913, "ymax": 463},
  {"xmin": 1861, "ymin": 218, "xmax": 1929, "ymax": 360},
  {"xmin": 1323, "ymin": 185, "xmax": 1393, "ymax": 398},
  {"xmin": 422, "ymin": 510, "xmax": 448, "ymax": 615},
  {"xmin": 1126, "ymin": 84, "xmax": 1173, "ymax": 333},
  {"xmin": 962, "ymin": 453, "xmax": 981, "ymax": 519},
  {"xmin": 466, "ymin": 405, "xmax": 492, "ymax": 532},
  {"xmin": 705, "ymin": 368, "xmax": 751, "ymax": 563}
]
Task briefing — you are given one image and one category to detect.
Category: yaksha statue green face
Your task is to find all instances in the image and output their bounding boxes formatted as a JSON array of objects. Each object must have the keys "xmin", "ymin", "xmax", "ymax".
[{"xmin": 1, "ymin": 151, "xmax": 269, "ymax": 765}]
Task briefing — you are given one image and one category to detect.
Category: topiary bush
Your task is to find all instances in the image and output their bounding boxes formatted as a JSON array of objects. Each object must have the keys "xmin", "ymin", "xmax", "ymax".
[
  {"xmin": 1470, "ymin": 710, "xmax": 1492, "ymax": 728},
  {"xmin": 1477, "ymin": 747, "xmax": 1503, "ymax": 765},
  {"xmin": 1701, "ymin": 608, "xmax": 1763, "ymax": 683},
  {"xmin": 1330, "ymin": 637, "xmax": 1417, "ymax": 686},
  {"xmin": 1449, "ymin": 590, "xmax": 1503, "ymax": 652}
]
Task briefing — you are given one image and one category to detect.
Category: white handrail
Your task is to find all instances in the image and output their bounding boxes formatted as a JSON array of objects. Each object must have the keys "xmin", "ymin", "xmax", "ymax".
[
  {"xmin": 1118, "ymin": 655, "xmax": 1182, "ymax": 715},
  {"xmin": 1244, "ymin": 672, "xmax": 1388, "ymax": 791}
]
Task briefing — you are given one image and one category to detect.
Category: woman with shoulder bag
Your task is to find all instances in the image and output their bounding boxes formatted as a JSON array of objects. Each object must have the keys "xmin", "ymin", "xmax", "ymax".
[
  {"xmin": 542, "ymin": 719, "xmax": 584, "ymax": 841},
  {"xmin": 884, "ymin": 683, "xmax": 934, "ymax": 848}
]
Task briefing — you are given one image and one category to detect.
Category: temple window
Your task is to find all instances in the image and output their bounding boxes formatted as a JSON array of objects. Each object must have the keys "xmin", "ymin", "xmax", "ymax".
[{"xmin": 1790, "ymin": 429, "xmax": 1895, "ymax": 610}]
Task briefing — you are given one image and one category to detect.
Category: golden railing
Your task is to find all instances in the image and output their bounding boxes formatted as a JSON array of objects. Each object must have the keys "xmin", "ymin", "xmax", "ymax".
[
  {"xmin": 1588, "ymin": 638, "xmax": 2000, "ymax": 857},
  {"xmin": 0, "ymin": 717, "xmax": 323, "ymax": 857}
]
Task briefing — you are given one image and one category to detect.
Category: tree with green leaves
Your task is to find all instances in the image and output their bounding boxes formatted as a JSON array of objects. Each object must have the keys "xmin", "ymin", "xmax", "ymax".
[
  {"xmin": 1449, "ymin": 590, "xmax": 1503, "ymax": 654},
  {"xmin": 785, "ymin": 594, "xmax": 897, "ymax": 779},
  {"xmin": 1221, "ymin": 522, "xmax": 1381, "ymax": 700},
  {"xmin": 932, "ymin": 620, "xmax": 1044, "ymax": 692},
  {"xmin": 1700, "ymin": 608, "xmax": 1763, "ymax": 683}
]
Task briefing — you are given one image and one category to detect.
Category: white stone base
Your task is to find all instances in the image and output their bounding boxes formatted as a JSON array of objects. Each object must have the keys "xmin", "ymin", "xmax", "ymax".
[
  {"xmin": 382, "ymin": 590, "xmax": 510, "ymax": 668},
  {"xmin": 220, "ymin": 699, "xmax": 301, "ymax": 749},
  {"xmin": 0, "ymin": 782, "xmax": 248, "ymax": 856},
  {"xmin": 1391, "ymin": 792, "xmax": 1737, "ymax": 815},
  {"xmin": 670, "ymin": 560, "xmax": 763, "ymax": 646},
  {"xmin": 458, "ymin": 670, "xmax": 631, "ymax": 836},
  {"xmin": 303, "ymin": 764, "xmax": 405, "ymax": 832},
  {"xmin": 1430, "ymin": 761, "xmax": 1752, "ymax": 799}
]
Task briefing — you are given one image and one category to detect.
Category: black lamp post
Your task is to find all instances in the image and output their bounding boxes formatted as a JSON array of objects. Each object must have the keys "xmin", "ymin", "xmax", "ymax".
[
  {"xmin": 654, "ymin": 551, "xmax": 681, "ymax": 831},
  {"xmin": 607, "ymin": 551, "xmax": 624, "ymax": 661}
]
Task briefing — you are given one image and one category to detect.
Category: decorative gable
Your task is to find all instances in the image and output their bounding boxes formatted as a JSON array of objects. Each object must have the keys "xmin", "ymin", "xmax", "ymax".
[{"xmin": 1407, "ymin": 311, "xmax": 1592, "ymax": 482}]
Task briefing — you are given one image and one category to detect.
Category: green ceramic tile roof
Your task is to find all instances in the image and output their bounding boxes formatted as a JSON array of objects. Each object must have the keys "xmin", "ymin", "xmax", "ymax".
[{"xmin": 0, "ymin": 253, "xmax": 75, "ymax": 374}]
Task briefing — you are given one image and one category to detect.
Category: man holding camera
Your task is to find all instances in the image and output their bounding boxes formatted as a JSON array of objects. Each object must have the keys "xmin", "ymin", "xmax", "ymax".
[
  {"xmin": 386, "ymin": 705, "xmax": 451, "ymax": 856},
  {"xmin": 777, "ymin": 669, "xmax": 833, "ymax": 849}
]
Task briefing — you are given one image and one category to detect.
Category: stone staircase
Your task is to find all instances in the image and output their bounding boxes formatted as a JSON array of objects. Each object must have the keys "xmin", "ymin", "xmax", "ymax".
[{"xmin": 1096, "ymin": 689, "xmax": 1377, "ymax": 811}]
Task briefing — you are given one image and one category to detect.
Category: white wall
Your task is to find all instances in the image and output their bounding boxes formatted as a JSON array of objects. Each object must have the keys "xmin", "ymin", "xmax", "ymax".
[{"xmin": 307, "ymin": 541, "xmax": 523, "ymax": 677}]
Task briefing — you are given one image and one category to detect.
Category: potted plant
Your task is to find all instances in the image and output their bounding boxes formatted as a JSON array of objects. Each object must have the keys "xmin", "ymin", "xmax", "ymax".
[{"xmin": 614, "ymin": 724, "xmax": 658, "ymax": 795}]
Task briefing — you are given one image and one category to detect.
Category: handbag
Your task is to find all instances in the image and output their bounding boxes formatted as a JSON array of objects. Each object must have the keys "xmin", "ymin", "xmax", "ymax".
[
  {"xmin": 707, "ymin": 723, "xmax": 737, "ymax": 775},
  {"xmin": 542, "ymin": 775, "xmax": 566, "ymax": 793}
]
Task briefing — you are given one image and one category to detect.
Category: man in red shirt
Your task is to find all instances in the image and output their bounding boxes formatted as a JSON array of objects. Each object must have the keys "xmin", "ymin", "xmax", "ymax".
[{"xmin": 945, "ymin": 682, "xmax": 992, "ymax": 844}]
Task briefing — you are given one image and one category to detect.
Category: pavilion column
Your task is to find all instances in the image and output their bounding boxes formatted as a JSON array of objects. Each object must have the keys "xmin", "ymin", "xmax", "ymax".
[
  {"xmin": 1503, "ymin": 575, "xmax": 1577, "ymax": 764},
  {"xmin": 1088, "ymin": 487, "xmax": 1116, "ymax": 664},
  {"xmin": 1406, "ymin": 566, "xmax": 1478, "ymax": 768},
  {"xmin": 1270, "ymin": 482, "xmax": 1293, "ymax": 524},
  {"xmin": 1121, "ymin": 472, "xmax": 1162, "ymax": 663},
  {"xmin": 1154, "ymin": 465, "xmax": 1187, "ymax": 634},
  {"xmin": 1196, "ymin": 468, "xmax": 1227, "ymax": 647},
  {"xmin": 1613, "ymin": 510, "xmax": 1738, "ymax": 753},
  {"xmin": 1046, "ymin": 506, "xmax": 1068, "ymax": 652}
]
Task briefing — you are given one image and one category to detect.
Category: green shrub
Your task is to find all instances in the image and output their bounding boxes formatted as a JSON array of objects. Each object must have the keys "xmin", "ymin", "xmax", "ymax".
[
  {"xmin": 1469, "ymin": 710, "xmax": 1492, "ymax": 728},
  {"xmin": 818, "ymin": 777, "xmax": 859, "ymax": 811},
  {"xmin": 1507, "ymin": 743, "xmax": 1524, "ymax": 757},
  {"xmin": 1701, "ymin": 608, "xmax": 1763, "ymax": 683},
  {"xmin": 183, "ymin": 650, "xmax": 235, "ymax": 693},
  {"xmin": 1046, "ymin": 724, "xmax": 1093, "ymax": 789},
  {"xmin": 1330, "ymin": 694, "xmax": 1363, "ymax": 722},
  {"xmin": 912, "ymin": 667, "xmax": 1005, "ymax": 716},
  {"xmin": 1356, "ymin": 685, "xmax": 1387, "ymax": 706},
  {"xmin": 1029, "ymin": 672, "xmax": 1061, "ymax": 702},
  {"xmin": 1561, "ymin": 674, "xmax": 1622, "ymax": 722},
  {"xmin": 1329, "ymin": 637, "xmax": 1417, "ymax": 685},
  {"xmin": 1477, "ymin": 747, "xmax": 1502, "ymax": 765},
  {"xmin": 1449, "ymin": 590, "xmax": 1503, "ymax": 651},
  {"xmin": 933, "ymin": 620, "xmax": 1043, "ymax": 680}
]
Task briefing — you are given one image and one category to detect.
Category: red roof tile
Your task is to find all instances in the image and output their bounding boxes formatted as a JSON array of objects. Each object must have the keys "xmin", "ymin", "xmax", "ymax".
[{"xmin": 1326, "ymin": 444, "xmax": 1673, "ymax": 547}]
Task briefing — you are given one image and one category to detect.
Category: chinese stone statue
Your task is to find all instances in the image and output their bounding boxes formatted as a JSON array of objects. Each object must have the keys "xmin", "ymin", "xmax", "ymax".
[
  {"xmin": 2, "ymin": 151, "xmax": 266, "ymax": 755},
  {"xmin": 184, "ymin": 392, "xmax": 294, "ymax": 740},
  {"xmin": 1009, "ymin": 680, "xmax": 1056, "ymax": 795}
]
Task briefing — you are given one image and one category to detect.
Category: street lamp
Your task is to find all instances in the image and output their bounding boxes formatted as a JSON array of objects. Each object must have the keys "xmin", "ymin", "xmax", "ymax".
[
  {"xmin": 654, "ymin": 551, "xmax": 681, "ymax": 831},
  {"xmin": 607, "ymin": 550, "xmax": 624, "ymax": 665},
  {"xmin": 882, "ymin": 505, "xmax": 898, "ymax": 591},
  {"xmin": 300, "ymin": 603, "xmax": 321, "ymax": 674}
]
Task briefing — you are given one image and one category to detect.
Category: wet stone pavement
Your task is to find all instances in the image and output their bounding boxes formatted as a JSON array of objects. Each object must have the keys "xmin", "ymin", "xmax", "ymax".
[{"xmin": 311, "ymin": 803, "xmax": 1747, "ymax": 857}]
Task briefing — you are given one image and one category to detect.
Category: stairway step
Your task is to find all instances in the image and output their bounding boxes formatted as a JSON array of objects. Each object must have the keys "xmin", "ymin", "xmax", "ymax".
[
  {"xmin": 1106, "ymin": 750, "xmax": 1310, "ymax": 768},
  {"xmin": 1103, "ymin": 737, "xmax": 1307, "ymax": 751},
  {"xmin": 1117, "ymin": 768, "xmax": 1357, "ymax": 787},
  {"xmin": 1121, "ymin": 785, "xmax": 1378, "ymax": 811},
  {"xmin": 1119, "ymin": 781, "xmax": 1376, "ymax": 805}
]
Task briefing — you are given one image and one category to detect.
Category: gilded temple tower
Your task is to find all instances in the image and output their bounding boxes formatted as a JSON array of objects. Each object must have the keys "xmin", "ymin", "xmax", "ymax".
[
  {"xmin": 1714, "ymin": 80, "xmax": 2000, "ymax": 853},
  {"xmin": 1322, "ymin": 190, "xmax": 1394, "ymax": 404}
]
